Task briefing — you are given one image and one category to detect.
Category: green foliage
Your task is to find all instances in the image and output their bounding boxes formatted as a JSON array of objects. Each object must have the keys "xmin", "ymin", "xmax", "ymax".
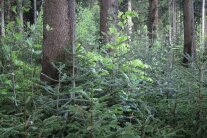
[
  {"xmin": 0, "ymin": 9, "xmax": 43, "ymax": 137},
  {"xmin": 1, "ymin": 1, "xmax": 207, "ymax": 138},
  {"xmin": 76, "ymin": 4, "xmax": 100, "ymax": 50}
]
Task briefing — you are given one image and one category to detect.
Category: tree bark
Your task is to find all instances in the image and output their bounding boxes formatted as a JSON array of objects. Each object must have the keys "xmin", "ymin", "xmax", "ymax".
[
  {"xmin": 68, "ymin": 0, "xmax": 76, "ymax": 88},
  {"xmin": 183, "ymin": 0, "xmax": 196, "ymax": 67},
  {"xmin": 148, "ymin": 0, "xmax": 158, "ymax": 40},
  {"xmin": 171, "ymin": 0, "xmax": 176, "ymax": 44},
  {"xmin": 17, "ymin": 0, "xmax": 23, "ymax": 32},
  {"xmin": 41, "ymin": 0, "xmax": 76, "ymax": 83},
  {"xmin": 33, "ymin": 0, "xmax": 37, "ymax": 24},
  {"xmin": 168, "ymin": 0, "xmax": 177, "ymax": 69},
  {"xmin": 100, "ymin": 0, "xmax": 119, "ymax": 44},
  {"xmin": 201, "ymin": 0, "xmax": 205, "ymax": 52},
  {"xmin": 0, "ymin": 0, "xmax": 5, "ymax": 36}
]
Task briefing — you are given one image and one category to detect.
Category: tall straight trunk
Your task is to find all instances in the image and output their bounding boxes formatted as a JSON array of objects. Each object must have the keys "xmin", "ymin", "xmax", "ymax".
[
  {"xmin": 171, "ymin": 0, "xmax": 176, "ymax": 44},
  {"xmin": 169, "ymin": 1, "xmax": 172, "ymax": 45},
  {"xmin": 183, "ymin": 0, "xmax": 196, "ymax": 67},
  {"xmin": 33, "ymin": 0, "xmax": 37, "ymax": 24},
  {"xmin": 169, "ymin": 0, "xmax": 177, "ymax": 46},
  {"xmin": 17, "ymin": 0, "xmax": 23, "ymax": 32},
  {"xmin": 100, "ymin": 0, "xmax": 119, "ymax": 44},
  {"xmin": 148, "ymin": 0, "xmax": 158, "ymax": 40},
  {"xmin": 41, "ymin": 0, "xmax": 76, "ymax": 83},
  {"xmin": 203, "ymin": 1, "xmax": 207, "ymax": 58},
  {"xmin": 179, "ymin": 0, "xmax": 184, "ymax": 44},
  {"xmin": 176, "ymin": 0, "xmax": 180, "ymax": 44},
  {"xmin": 24, "ymin": 0, "xmax": 42, "ymax": 24},
  {"xmin": 127, "ymin": 0, "xmax": 132, "ymax": 41},
  {"xmin": 168, "ymin": 0, "xmax": 177, "ymax": 69},
  {"xmin": 0, "ymin": 0, "xmax": 5, "ymax": 36},
  {"xmin": 68, "ymin": 0, "xmax": 76, "ymax": 88},
  {"xmin": 201, "ymin": 0, "xmax": 205, "ymax": 52}
]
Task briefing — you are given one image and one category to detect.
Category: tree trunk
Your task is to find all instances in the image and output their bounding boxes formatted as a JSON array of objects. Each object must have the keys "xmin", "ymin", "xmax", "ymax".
[
  {"xmin": 33, "ymin": 0, "xmax": 37, "ymax": 24},
  {"xmin": 201, "ymin": 0, "xmax": 205, "ymax": 53},
  {"xmin": 100, "ymin": 0, "xmax": 119, "ymax": 44},
  {"xmin": 168, "ymin": 0, "xmax": 177, "ymax": 69},
  {"xmin": 41, "ymin": 0, "xmax": 76, "ymax": 83},
  {"xmin": 24, "ymin": 0, "xmax": 42, "ymax": 24},
  {"xmin": 171, "ymin": 0, "xmax": 176, "ymax": 44},
  {"xmin": 17, "ymin": 0, "xmax": 23, "ymax": 32},
  {"xmin": 148, "ymin": 0, "xmax": 158, "ymax": 40},
  {"xmin": 0, "ymin": 0, "xmax": 5, "ymax": 36},
  {"xmin": 183, "ymin": 0, "xmax": 196, "ymax": 67},
  {"xmin": 68, "ymin": 0, "xmax": 76, "ymax": 88},
  {"xmin": 170, "ymin": 1, "xmax": 177, "ymax": 43}
]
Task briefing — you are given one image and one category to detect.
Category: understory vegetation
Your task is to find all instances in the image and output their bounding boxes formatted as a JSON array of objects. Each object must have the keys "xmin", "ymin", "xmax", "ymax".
[{"xmin": 0, "ymin": 2, "xmax": 207, "ymax": 138}]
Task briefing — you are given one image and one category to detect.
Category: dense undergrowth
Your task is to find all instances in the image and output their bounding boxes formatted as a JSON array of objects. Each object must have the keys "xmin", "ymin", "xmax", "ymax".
[{"xmin": 0, "ymin": 3, "xmax": 207, "ymax": 138}]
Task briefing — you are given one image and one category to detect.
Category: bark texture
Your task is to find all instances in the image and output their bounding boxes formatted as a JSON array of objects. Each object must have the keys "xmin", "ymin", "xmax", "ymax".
[
  {"xmin": 148, "ymin": 0, "xmax": 158, "ymax": 40},
  {"xmin": 17, "ymin": 0, "xmax": 23, "ymax": 32},
  {"xmin": 0, "ymin": 0, "xmax": 5, "ymax": 36},
  {"xmin": 183, "ymin": 0, "xmax": 195, "ymax": 66},
  {"xmin": 171, "ymin": 0, "xmax": 176, "ymax": 44},
  {"xmin": 201, "ymin": 0, "xmax": 206, "ymax": 54},
  {"xmin": 100, "ymin": 0, "xmax": 119, "ymax": 44},
  {"xmin": 41, "ymin": 0, "xmax": 75, "ymax": 83},
  {"xmin": 33, "ymin": 0, "xmax": 37, "ymax": 24}
]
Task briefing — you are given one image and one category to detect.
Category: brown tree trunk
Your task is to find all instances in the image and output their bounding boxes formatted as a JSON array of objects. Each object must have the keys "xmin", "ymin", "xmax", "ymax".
[
  {"xmin": 183, "ymin": 0, "xmax": 196, "ymax": 67},
  {"xmin": 100, "ymin": 0, "xmax": 119, "ymax": 44},
  {"xmin": 41, "ymin": 0, "xmax": 76, "ymax": 83},
  {"xmin": 148, "ymin": 0, "xmax": 158, "ymax": 40}
]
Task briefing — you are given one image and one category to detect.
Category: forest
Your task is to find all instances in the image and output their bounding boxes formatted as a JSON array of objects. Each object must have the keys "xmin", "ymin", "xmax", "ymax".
[{"xmin": 0, "ymin": 0, "xmax": 207, "ymax": 137}]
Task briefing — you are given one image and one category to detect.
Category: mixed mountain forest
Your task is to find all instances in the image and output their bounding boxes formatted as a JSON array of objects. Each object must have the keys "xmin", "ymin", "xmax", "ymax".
[{"xmin": 0, "ymin": 0, "xmax": 207, "ymax": 137}]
